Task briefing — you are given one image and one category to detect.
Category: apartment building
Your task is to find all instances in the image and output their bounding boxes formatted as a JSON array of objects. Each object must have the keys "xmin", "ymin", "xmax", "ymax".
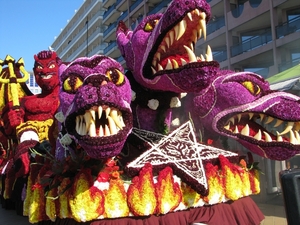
[
  {"xmin": 51, "ymin": 0, "xmax": 300, "ymax": 204},
  {"xmin": 52, "ymin": 0, "xmax": 300, "ymax": 79}
]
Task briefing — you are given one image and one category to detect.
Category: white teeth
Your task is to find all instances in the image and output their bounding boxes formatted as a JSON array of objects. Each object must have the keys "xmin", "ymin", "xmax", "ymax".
[
  {"xmin": 279, "ymin": 121, "xmax": 294, "ymax": 135},
  {"xmin": 200, "ymin": 54, "xmax": 205, "ymax": 61},
  {"xmin": 151, "ymin": 67, "xmax": 157, "ymax": 74},
  {"xmin": 259, "ymin": 114, "xmax": 265, "ymax": 121},
  {"xmin": 276, "ymin": 132, "xmax": 283, "ymax": 142},
  {"xmin": 181, "ymin": 58, "xmax": 187, "ymax": 66},
  {"xmin": 104, "ymin": 125, "xmax": 110, "ymax": 136},
  {"xmin": 157, "ymin": 63, "xmax": 164, "ymax": 71},
  {"xmin": 183, "ymin": 45, "xmax": 197, "ymax": 62},
  {"xmin": 154, "ymin": 52, "xmax": 161, "ymax": 63},
  {"xmin": 160, "ymin": 45, "xmax": 166, "ymax": 53},
  {"xmin": 199, "ymin": 17, "xmax": 206, "ymax": 40},
  {"xmin": 254, "ymin": 129, "xmax": 262, "ymax": 141},
  {"xmin": 249, "ymin": 113, "xmax": 254, "ymax": 120},
  {"xmin": 90, "ymin": 109, "xmax": 96, "ymax": 121},
  {"xmin": 165, "ymin": 59, "xmax": 173, "ymax": 70},
  {"xmin": 89, "ymin": 121, "xmax": 96, "ymax": 137},
  {"xmin": 187, "ymin": 12, "xmax": 193, "ymax": 21},
  {"xmin": 165, "ymin": 36, "xmax": 170, "ymax": 48},
  {"xmin": 110, "ymin": 109, "xmax": 124, "ymax": 129},
  {"xmin": 224, "ymin": 123, "xmax": 230, "ymax": 130},
  {"xmin": 99, "ymin": 125, "xmax": 104, "ymax": 136},
  {"xmin": 169, "ymin": 30, "xmax": 174, "ymax": 46},
  {"xmin": 263, "ymin": 131, "xmax": 272, "ymax": 142},
  {"xmin": 234, "ymin": 126, "xmax": 239, "ymax": 134},
  {"xmin": 172, "ymin": 59, "xmax": 179, "ymax": 69},
  {"xmin": 241, "ymin": 124, "xmax": 249, "ymax": 136},
  {"xmin": 274, "ymin": 119, "xmax": 283, "ymax": 127},
  {"xmin": 194, "ymin": 9, "xmax": 200, "ymax": 16},
  {"xmin": 175, "ymin": 19, "xmax": 187, "ymax": 40},
  {"xmin": 295, "ymin": 131, "xmax": 300, "ymax": 142},
  {"xmin": 290, "ymin": 130, "xmax": 297, "ymax": 144},
  {"xmin": 108, "ymin": 116, "xmax": 117, "ymax": 135},
  {"xmin": 265, "ymin": 116, "xmax": 274, "ymax": 124},
  {"xmin": 206, "ymin": 45, "xmax": 213, "ymax": 61},
  {"xmin": 76, "ymin": 107, "xmax": 124, "ymax": 137},
  {"xmin": 105, "ymin": 107, "xmax": 111, "ymax": 118},
  {"xmin": 98, "ymin": 106, "xmax": 102, "ymax": 119},
  {"xmin": 237, "ymin": 114, "xmax": 241, "ymax": 122}
]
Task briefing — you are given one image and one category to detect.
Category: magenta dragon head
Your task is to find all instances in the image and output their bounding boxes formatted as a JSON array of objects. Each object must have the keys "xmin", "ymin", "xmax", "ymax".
[
  {"xmin": 57, "ymin": 55, "xmax": 133, "ymax": 159},
  {"xmin": 191, "ymin": 71, "xmax": 300, "ymax": 160},
  {"xmin": 116, "ymin": 0, "xmax": 220, "ymax": 93}
]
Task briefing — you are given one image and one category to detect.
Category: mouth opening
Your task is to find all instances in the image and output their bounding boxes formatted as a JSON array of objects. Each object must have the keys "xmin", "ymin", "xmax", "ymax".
[
  {"xmin": 143, "ymin": 8, "xmax": 216, "ymax": 79},
  {"xmin": 219, "ymin": 112, "xmax": 300, "ymax": 145}
]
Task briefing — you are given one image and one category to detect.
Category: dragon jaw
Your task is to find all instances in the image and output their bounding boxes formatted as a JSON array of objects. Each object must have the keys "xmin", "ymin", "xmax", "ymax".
[
  {"xmin": 207, "ymin": 73, "xmax": 300, "ymax": 160},
  {"xmin": 59, "ymin": 55, "xmax": 133, "ymax": 159},
  {"xmin": 116, "ymin": 0, "xmax": 219, "ymax": 93}
]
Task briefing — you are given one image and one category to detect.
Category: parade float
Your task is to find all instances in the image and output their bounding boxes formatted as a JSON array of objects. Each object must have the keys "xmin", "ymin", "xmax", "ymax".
[{"xmin": 1, "ymin": 0, "xmax": 300, "ymax": 224}]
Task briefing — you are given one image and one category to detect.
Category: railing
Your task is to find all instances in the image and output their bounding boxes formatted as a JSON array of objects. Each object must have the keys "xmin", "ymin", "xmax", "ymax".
[
  {"xmin": 278, "ymin": 57, "xmax": 300, "ymax": 72},
  {"xmin": 207, "ymin": 16, "xmax": 225, "ymax": 35},
  {"xmin": 116, "ymin": 0, "xmax": 123, "ymax": 7},
  {"xmin": 129, "ymin": 0, "xmax": 143, "ymax": 12},
  {"xmin": 213, "ymin": 50, "xmax": 227, "ymax": 63},
  {"xmin": 147, "ymin": 0, "xmax": 171, "ymax": 16},
  {"xmin": 117, "ymin": 10, "xmax": 128, "ymax": 22},
  {"xmin": 276, "ymin": 16, "xmax": 300, "ymax": 39},
  {"xmin": 103, "ymin": 22, "xmax": 117, "ymax": 38},
  {"xmin": 231, "ymin": 29, "xmax": 272, "ymax": 57},
  {"xmin": 103, "ymin": 4, "xmax": 116, "ymax": 20},
  {"xmin": 104, "ymin": 41, "xmax": 117, "ymax": 54}
]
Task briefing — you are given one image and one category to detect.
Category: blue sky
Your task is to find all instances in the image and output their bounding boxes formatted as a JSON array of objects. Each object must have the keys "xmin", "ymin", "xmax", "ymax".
[{"xmin": 0, "ymin": 0, "xmax": 83, "ymax": 72}]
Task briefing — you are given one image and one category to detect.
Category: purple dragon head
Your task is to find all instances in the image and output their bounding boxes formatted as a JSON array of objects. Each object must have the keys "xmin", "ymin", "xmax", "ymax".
[
  {"xmin": 57, "ymin": 55, "xmax": 133, "ymax": 159},
  {"xmin": 191, "ymin": 71, "xmax": 300, "ymax": 160},
  {"xmin": 116, "ymin": 0, "xmax": 219, "ymax": 93}
]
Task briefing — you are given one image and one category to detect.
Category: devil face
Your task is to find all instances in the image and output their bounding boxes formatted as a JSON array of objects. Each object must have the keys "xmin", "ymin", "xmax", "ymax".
[{"xmin": 33, "ymin": 51, "xmax": 60, "ymax": 91}]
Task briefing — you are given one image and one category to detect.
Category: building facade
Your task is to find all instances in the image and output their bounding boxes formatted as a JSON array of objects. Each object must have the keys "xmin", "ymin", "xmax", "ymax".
[{"xmin": 52, "ymin": 0, "xmax": 300, "ymax": 79}]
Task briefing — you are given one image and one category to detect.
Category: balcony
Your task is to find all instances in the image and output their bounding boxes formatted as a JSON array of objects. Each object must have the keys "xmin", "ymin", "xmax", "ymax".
[
  {"xmin": 207, "ymin": 16, "xmax": 225, "ymax": 35},
  {"xmin": 147, "ymin": 0, "xmax": 171, "ymax": 16},
  {"xmin": 103, "ymin": 4, "xmax": 120, "ymax": 25},
  {"xmin": 231, "ymin": 29, "xmax": 272, "ymax": 57},
  {"xmin": 276, "ymin": 16, "xmax": 300, "ymax": 39},
  {"xmin": 103, "ymin": 0, "xmax": 117, "ymax": 9},
  {"xmin": 103, "ymin": 22, "xmax": 117, "ymax": 42}
]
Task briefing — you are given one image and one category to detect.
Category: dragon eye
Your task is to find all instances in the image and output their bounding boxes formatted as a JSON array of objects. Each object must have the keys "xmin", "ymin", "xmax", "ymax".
[
  {"xmin": 63, "ymin": 76, "xmax": 83, "ymax": 93},
  {"xmin": 242, "ymin": 81, "xmax": 261, "ymax": 95},
  {"xmin": 144, "ymin": 19, "xmax": 159, "ymax": 32},
  {"xmin": 106, "ymin": 68, "xmax": 125, "ymax": 86}
]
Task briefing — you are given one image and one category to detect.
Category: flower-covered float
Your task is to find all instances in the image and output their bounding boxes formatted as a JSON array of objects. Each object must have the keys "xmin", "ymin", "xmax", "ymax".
[{"xmin": 1, "ymin": 0, "xmax": 300, "ymax": 224}]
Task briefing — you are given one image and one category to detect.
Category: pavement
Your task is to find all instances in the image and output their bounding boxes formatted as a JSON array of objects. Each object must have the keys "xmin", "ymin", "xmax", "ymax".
[{"xmin": 0, "ymin": 196, "xmax": 288, "ymax": 225}]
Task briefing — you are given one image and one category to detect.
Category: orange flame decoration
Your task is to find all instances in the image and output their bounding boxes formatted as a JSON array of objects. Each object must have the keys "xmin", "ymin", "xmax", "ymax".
[
  {"xmin": 69, "ymin": 168, "xmax": 104, "ymax": 222},
  {"xmin": 127, "ymin": 163, "xmax": 157, "ymax": 216},
  {"xmin": 249, "ymin": 169, "xmax": 260, "ymax": 194},
  {"xmin": 203, "ymin": 163, "xmax": 225, "ymax": 204},
  {"xmin": 58, "ymin": 177, "xmax": 72, "ymax": 219},
  {"xmin": 237, "ymin": 159, "xmax": 252, "ymax": 196},
  {"xmin": 104, "ymin": 177, "xmax": 129, "ymax": 218},
  {"xmin": 181, "ymin": 182, "xmax": 203, "ymax": 207},
  {"xmin": 156, "ymin": 167, "xmax": 182, "ymax": 214},
  {"xmin": 28, "ymin": 175, "xmax": 48, "ymax": 223},
  {"xmin": 219, "ymin": 155, "xmax": 244, "ymax": 201},
  {"xmin": 24, "ymin": 155, "xmax": 261, "ymax": 222},
  {"xmin": 46, "ymin": 186, "xmax": 58, "ymax": 222}
]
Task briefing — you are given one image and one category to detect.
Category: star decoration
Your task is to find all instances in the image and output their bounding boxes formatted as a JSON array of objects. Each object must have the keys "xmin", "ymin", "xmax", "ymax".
[{"xmin": 127, "ymin": 121, "xmax": 238, "ymax": 195}]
